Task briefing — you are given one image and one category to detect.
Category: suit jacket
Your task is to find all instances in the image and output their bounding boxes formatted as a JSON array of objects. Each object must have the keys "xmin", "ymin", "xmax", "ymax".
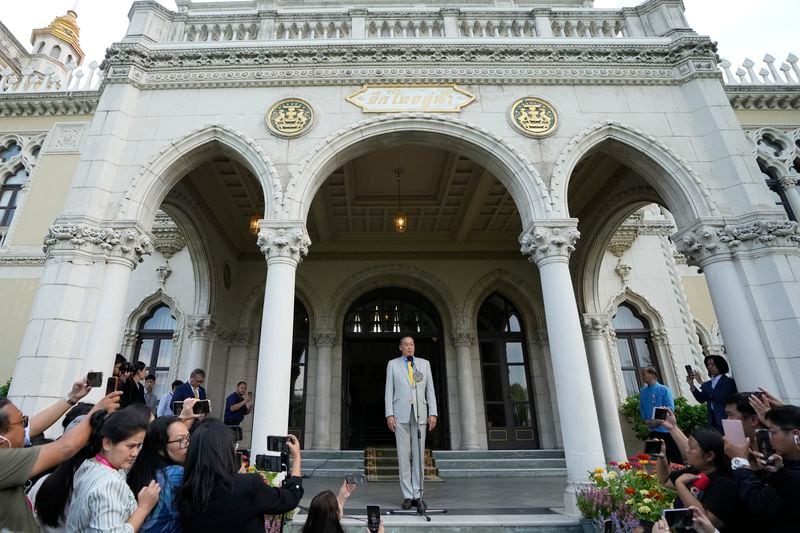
[
  {"xmin": 172, "ymin": 381, "xmax": 207, "ymax": 404},
  {"xmin": 691, "ymin": 374, "xmax": 737, "ymax": 431},
  {"xmin": 385, "ymin": 356, "xmax": 438, "ymax": 424}
]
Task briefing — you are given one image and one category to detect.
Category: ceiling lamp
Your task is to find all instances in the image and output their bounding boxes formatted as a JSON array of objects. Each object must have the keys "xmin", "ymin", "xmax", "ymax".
[
  {"xmin": 393, "ymin": 168, "xmax": 407, "ymax": 233},
  {"xmin": 249, "ymin": 215, "xmax": 260, "ymax": 236}
]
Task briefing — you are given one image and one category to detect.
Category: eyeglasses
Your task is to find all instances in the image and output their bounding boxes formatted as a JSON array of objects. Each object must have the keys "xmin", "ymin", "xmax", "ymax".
[
  {"xmin": 13, "ymin": 415, "xmax": 29, "ymax": 429},
  {"xmin": 167, "ymin": 435, "xmax": 190, "ymax": 448}
]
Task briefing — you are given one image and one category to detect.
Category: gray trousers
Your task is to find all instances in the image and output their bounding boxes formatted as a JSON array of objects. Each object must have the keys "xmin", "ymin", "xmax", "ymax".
[{"xmin": 394, "ymin": 416, "xmax": 427, "ymax": 499}]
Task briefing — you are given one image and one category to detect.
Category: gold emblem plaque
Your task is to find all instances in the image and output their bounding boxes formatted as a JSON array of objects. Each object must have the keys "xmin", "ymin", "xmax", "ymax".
[
  {"xmin": 266, "ymin": 98, "xmax": 314, "ymax": 138},
  {"xmin": 509, "ymin": 97, "xmax": 558, "ymax": 138}
]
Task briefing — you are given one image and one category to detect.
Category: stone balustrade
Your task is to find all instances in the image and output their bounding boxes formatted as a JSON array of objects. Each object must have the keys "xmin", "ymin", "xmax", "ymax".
[
  {"xmin": 0, "ymin": 61, "xmax": 103, "ymax": 94},
  {"xmin": 131, "ymin": 0, "xmax": 693, "ymax": 44},
  {"xmin": 720, "ymin": 54, "xmax": 800, "ymax": 86}
]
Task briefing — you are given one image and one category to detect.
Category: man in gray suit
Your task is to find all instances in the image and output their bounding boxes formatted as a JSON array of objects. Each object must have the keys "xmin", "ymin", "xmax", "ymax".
[{"xmin": 385, "ymin": 335, "xmax": 438, "ymax": 509}]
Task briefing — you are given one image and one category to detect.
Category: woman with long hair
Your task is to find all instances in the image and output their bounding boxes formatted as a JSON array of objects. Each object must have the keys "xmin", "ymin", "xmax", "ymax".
[
  {"xmin": 179, "ymin": 419, "xmax": 303, "ymax": 532},
  {"xmin": 64, "ymin": 406, "xmax": 161, "ymax": 532},
  {"xmin": 127, "ymin": 416, "xmax": 189, "ymax": 533},
  {"xmin": 656, "ymin": 427, "xmax": 745, "ymax": 531},
  {"xmin": 301, "ymin": 483, "xmax": 384, "ymax": 533}
]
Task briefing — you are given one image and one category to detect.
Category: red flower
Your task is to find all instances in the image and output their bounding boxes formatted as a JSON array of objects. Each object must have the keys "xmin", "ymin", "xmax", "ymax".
[
  {"xmin": 608, "ymin": 461, "xmax": 618, "ymax": 467},
  {"xmin": 637, "ymin": 453, "xmax": 651, "ymax": 461},
  {"xmin": 625, "ymin": 488, "xmax": 636, "ymax": 495},
  {"xmin": 618, "ymin": 462, "xmax": 631, "ymax": 470}
]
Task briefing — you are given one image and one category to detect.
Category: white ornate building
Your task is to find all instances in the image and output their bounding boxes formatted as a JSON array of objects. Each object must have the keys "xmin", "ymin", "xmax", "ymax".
[{"xmin": 1, "ymin": 0, "xmax": 799, "ymax": 511}]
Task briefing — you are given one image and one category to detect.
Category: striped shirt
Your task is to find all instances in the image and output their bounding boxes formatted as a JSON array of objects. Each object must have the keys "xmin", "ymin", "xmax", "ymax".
[{"xmin": 65, "ymin": 458, "xmax": 137, "ymax": 533}]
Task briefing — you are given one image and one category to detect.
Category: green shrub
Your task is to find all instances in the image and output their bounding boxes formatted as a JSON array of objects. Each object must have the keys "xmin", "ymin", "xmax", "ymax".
[
  {"xmin": 620, "ymin": 394, "xmax": 708, "ymax": 440},
  {"xmin": 0, "ymin": 377, "xmax": 10, "ymax": 398}
]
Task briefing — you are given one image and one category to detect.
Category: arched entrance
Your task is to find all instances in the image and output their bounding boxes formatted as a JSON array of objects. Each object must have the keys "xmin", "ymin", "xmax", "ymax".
[{"xmin": 341, "ymin": 287, "xmax": 449, "ymax": 450}]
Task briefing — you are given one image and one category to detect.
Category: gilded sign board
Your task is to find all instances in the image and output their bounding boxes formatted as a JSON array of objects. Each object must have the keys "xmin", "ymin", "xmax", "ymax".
[
  {"xmin": 267, "ymin": 98, "xmax": 314, "ymax": 138},
  {"xmin": 346, "ymin": 85, "xmax": 476, "ymax": 113},
  {"xmin": 509, "ymin": 97, "xmax": 558, "ymax": 138}
]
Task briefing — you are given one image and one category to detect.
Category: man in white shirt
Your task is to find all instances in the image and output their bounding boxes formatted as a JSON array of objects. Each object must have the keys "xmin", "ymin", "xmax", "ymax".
[{"xmin": 157, "ymin": 380, "xmax": 183, "ymax": 417}]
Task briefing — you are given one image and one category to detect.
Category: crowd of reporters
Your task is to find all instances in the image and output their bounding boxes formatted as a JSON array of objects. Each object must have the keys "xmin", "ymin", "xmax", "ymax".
[
  {"xmin": 0, "ymin": 355, "xmax": 384, "ymax": 533},
  {"xmin": 639, "ymin": 357, "xmax": 800, "ymax": 533}
]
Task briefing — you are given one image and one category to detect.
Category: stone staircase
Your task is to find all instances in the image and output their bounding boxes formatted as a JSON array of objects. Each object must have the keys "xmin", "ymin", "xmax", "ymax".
[
  {"xmin": 302, "ymin": 450, "xmax": 364, "ymax": 478},
  {"xmin": 301, "ymin": 449, "xmax": 567, "ymax": 479},
  {"xmin": 433, "ymin": 449, "xmax": 567, "ymax": 478}
]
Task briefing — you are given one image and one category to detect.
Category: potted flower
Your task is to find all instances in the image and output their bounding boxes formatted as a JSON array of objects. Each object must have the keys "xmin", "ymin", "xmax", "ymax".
[
  {"xmin": 247, "ymin": 465, "xmax": 297, "ymax": 533},
  {"xmin": 577, "ymin": 454, "xmax": 675, "ymax": 533}
]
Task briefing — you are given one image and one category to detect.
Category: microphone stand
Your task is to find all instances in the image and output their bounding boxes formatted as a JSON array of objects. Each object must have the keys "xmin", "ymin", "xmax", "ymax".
[{"xmin": 390, "ymin": 359, "xmax": 446, "ymax": 521}]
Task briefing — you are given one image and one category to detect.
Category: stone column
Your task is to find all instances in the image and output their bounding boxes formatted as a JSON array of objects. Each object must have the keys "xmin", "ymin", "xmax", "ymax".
[
  {"xmin": 520, "ymin": 221, "xmax": 605, "ymax": 514},
  {"xmin": 675, "ymin": 223, "xmax": 780, "ymax": 392},
  {"xmin": 9, "ymin": 222, "xmax": 151, "ymax": 412},
  {"xmin": 452, "ymin": 330, "xmax": 480, "ymax": 450},
  {"xmin": 185, "ymin": 315, "xmax": 216, "ymax": 377},
  {"xmin": 312, "ymin": 331, "xmax": 336, "ymax": 449},
  {"xmin": 251, "ymin": 223, "xmax": 310, "ymax": 456},
  {"xmin": 779, "ymin": 176, "xmax": 800, "ymax": 222},
  {"xmin": 582, "ymin": 314, "xmax": 627, "ymax": 463}
]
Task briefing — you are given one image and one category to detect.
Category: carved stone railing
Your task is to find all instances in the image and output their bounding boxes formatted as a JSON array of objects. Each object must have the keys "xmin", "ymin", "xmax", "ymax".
[
  {"xmin": 0, "ymin": 61, "xmax": 103, "ymax": 94},
  {"xmin": 132, "ymin": 0, "xmax": 694, "ymax": 44},
  {"xmin": 720, "ymin": 54, "xmax": 800, "ymax": 86}
]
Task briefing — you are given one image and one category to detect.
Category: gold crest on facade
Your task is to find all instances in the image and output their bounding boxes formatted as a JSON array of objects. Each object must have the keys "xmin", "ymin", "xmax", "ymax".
[
  {"xmin": 266, "ymin": 98, "xmax": 314, "ymax": 138},
  {"xmin": 509, "ymin": 97, "xmax": 558, "ymax": 138}
]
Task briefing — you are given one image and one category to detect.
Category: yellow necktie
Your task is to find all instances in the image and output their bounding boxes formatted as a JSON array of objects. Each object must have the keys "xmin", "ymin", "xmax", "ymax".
[
  {"xmin": 407, "ymin": 360, "xmax": 415, "ymax": 385},
  {"xmin": 194, "ymin": 387, "xmax": 199, "ymax": 399}
]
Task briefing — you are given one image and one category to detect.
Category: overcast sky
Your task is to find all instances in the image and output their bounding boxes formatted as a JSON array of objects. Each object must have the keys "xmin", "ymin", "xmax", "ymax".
[{"xmin": 2, "ymin": 0, "xmax": 797, "ymax": 72}]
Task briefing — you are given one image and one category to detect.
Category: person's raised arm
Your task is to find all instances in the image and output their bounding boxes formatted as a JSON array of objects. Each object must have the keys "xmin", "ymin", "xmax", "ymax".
[
  {"xmin": 287, "ymin": 434, "xmax": 302, "ymax": 478},
  {"xmin": 30, "ymin": 392, "xmax": 121, "ymax": 477},
  {"xmin": 655, "ymin": 439, "xmax": 673, "ymax": 487},
  {"xmin": 178, "ymin": 398, "xmax": 200, "ymax": 430},
  {"xmin": 29, "ymin": 377, "xmax": 92, "ymax": 438},
  {"xmin": 662, "ymin": 407, "xmax": 688, "ymax": 457}
]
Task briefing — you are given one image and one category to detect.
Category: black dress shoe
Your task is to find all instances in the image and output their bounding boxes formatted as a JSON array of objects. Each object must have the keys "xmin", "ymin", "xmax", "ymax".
[
  {"xmin": 410, "ymin": 499, "xmax": 419, "ymax": 508},
  {"xmin": 401, "ymin": 498, "xmax": 412, "ymax": 510}
]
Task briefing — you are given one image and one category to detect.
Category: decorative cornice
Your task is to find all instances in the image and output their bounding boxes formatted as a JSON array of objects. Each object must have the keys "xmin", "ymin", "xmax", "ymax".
[
  {"xmin": 519, "ymin": 220, "xmax": 580, "ymax": 265},
  {"xmin": 0, "ymin": 254, "xmax": 46, "ymax": 267},
  {"xmin": 256, "ymin": 222, "xmax": 310, "ymax": 263},
  {"xmin": 42, "ymin": 223, "xmax": 153, "ymax": 266},
  {"xmin": 0, "ymin": 92, "xmax": 100, "ymax": 117},
  {"xmin": 778, "ymin": 176, "xmax": 798, "ymax": 190},
  {"xmin": 101, "ymin": 36, "xmax": 718, "ymax": 89},
  {"xmin": 725, "ymin": 86, "xmax": 800, "ymax": 111},
  {"xmin": 187, "ymin": 315, "xmax": 216, "ymax": 338}
]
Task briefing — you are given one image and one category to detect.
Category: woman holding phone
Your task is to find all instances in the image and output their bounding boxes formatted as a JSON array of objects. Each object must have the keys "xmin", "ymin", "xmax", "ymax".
[
  {"xmin": 179, "ymin": 419, "xmax": 303, "ymax": 532},
  {"xmin": 301, "ymin": 483, "xmax": 385, "ymax": 533}
]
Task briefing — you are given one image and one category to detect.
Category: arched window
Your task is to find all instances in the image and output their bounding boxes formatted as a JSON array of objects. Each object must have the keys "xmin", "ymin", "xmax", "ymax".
[
  {"xmin": 49, "ymin": 45, "xmax": 62, "ymax": 59},
  {"xmin": 290, "ymin": 298, "xmax": 309, "ymax": 444},
  {"xmin": 36, "ymin": 42, "xmax": 46, "ymax": 54},
  {"xmin": 0, "ymin": 167, "xmax": 28, "ymax": 227},
  {"xmin": 477, "ymin": 293, "xmax": 538, "ymax": 449},
  {"xmin": 133, "ymin": 304, "xmax": 176, "ymax": 398},
  {"xmin": 613, "ymin": 303, "xmax": 660, "ymax": 395},
  {"xmin": 0, "ymin": 141, "xmax": 21, "ymax": 162}
]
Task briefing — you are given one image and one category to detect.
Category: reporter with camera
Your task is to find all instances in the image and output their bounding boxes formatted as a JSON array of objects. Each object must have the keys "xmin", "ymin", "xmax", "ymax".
[
  {"xmin": 725, "ymin": 405, "xmax": 800, "ymax": 532},
  {"xmin": 687, "ymin": 355, "xmax": 737, "ymax": 433},
  {"xmin": 180, "ymin": 420, "xmax": 303, "ymax": 532}
]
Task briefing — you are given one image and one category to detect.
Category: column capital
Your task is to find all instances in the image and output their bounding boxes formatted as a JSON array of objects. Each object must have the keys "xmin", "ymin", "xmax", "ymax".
[
  {"xmin": 314, "ymin": 331, "xmax": 338, "ymax": 347},
  {"xmin": 675, "ymin": 217, "xmax": 800, "ymax": 266},
  {"xmin": 187, "ymin": 315, "xmax": 216, "ymax": 340},
  {"xmin": 519, "ymin": 219, "xmax": 580, "ymax": 266},
  {"xmin": 43, "ymin": 220, "xmax": 153, "ymax": 268},
  {"xmin": 257, "ymin": 221, "xmax": 310, "ymax": 264},
  {"xmin": 581, "ymin": 314, "xmax": 610, "ymax": 339},
  {"xmin": 451, "ymin": 330, "xmax": 475, "ymax": 347},
  {"xmin": 651, "ymin": 328, "xmax": 669, "ymax": 347},
  {"xmin": 779, "ymin": 176, "xmax": 798, "ymax": 190}
]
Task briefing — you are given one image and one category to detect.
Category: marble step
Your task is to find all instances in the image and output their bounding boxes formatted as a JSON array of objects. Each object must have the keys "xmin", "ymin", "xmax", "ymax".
[
  {"xmin": 433, "ymin": 449, "xmax": 566, "ymax": 460},
  {"xmin": 433, "ymin": 458, "xmax": 567, "ymax": 469},
  {"xmin": 436, "ymin": 467, "xmax": 568, "ymax": 478}
]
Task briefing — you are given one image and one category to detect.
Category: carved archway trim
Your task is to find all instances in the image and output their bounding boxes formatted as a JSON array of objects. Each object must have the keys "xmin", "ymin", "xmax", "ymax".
[
  {"xmin": 550, "ymin": 120, "xmax": 720, "ymax": 228},
  {"xmin": 284, "ymin": 113, "xmax": 551, "ymax": 227},
  {"xmin": 120, "ymin": 123, "xmax": 282, "ymax": 227},
  {"xmin": 461, "ymin": 268, "xmax": 544, "ymax": 332}
]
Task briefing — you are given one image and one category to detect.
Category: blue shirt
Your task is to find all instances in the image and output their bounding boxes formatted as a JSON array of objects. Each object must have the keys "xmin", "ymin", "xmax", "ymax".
[
  {"xmin": 224, "ymin": 392, "xmax": 250, "ymax": 425},
  {"xmin": 639, "ymin": 382, "xmax": 674, "ymax": 434},
  {"xmin": 141, "ymin": 465, "xmax": 183, "ymax": 533}
]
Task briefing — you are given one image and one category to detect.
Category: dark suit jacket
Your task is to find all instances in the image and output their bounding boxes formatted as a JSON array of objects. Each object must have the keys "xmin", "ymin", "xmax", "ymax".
[
  {"xmin": 172, "ymin": 381, "xmax": 207, "ymax": 404},
  {"xmin": 691, "ymin": 374, "xmax": 737, "ymax": 431}
]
